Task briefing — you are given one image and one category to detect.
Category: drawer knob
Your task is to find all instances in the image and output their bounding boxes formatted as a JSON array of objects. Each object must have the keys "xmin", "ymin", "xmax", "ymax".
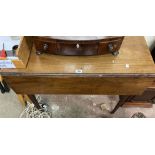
[
  {"xmin": 108, "ymin": 43, "xmax": 119, "ymax": 56},
  {"xmin": 76, "ymin": 43, "xmax": 80, "ymax": 49},
  {"xmin": 43, "ymin": 43, "xmax": 48, "ymax": 50},
  {"xmin": 108, "ymin": 44, "xmax": 114, "ymax": 51}
]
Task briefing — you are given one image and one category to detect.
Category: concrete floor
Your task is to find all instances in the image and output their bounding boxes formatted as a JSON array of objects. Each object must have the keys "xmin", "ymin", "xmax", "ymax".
[{"xmin": 0, "ymin": 90, "xmax": 155, "ymax": 118}]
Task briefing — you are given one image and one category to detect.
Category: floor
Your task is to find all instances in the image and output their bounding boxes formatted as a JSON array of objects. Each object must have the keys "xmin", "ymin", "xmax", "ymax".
[{"xmin": 0, "ymin": 89, "xmax": 155, "ymax": 118}]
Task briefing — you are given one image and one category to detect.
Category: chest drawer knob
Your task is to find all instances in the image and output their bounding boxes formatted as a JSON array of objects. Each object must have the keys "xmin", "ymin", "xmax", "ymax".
[
  {"xmin": 43, "ymin": 43, "xmax": 48, "ymax": 51},
  {"xmin": 76, "ymin": 43, "xmax": 80, "ymax": 49},
  {"xmin": 108, "ymin": 43, "xmax": 119, "ymax": 56},
  {"xmin": 108, "ymin": 43, "xmax": 114, "ymax": 51}
]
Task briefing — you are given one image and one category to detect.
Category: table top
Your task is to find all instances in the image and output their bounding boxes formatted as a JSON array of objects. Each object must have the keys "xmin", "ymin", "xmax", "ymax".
[{"xmin": 1, "ymin": 36, "xmax": 155, "ymax": 77}]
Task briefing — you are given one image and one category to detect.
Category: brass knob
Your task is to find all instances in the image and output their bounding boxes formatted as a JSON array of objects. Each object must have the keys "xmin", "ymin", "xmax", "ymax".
[
  {"xmin": 76, "ymin": 43, "xmax": 80, "ymax": 49},
  {"xmin": 108, "ymin": 43, "xmax": 119, "ymax": 56},
  {"xmin": 108, "ymin": 44, "xmax": 114, "ymax": 52},
  {"xmin": 43, "ymin": 43, "xmax": 48, "ymax": 50}
]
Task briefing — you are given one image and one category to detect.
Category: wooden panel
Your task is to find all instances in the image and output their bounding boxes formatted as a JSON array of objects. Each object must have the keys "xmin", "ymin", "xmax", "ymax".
[
  {"xmin": 1, "ymin": 36, "xmax": 155, "ymax": 96},
  {"xmin": 12, "ymin": 60, "xmax": 25, "ymax": 68},
  {"xmin": 57, "ymin": 42, "xmax": 99, "ymax": 56},
  {"xmin": 16, "ymin": 36, "xmax": 33, "ymax": 68},
  {"xmin": 149, "ymin": 81, "xmax": 155, "ymax": 88},
  {"xmin": 123, "ymin": 102, "xmax": 153, "ymax": 108},
  {"xmin": 34, "ymin": 39, "xmax": 58, "ymax": 54},
  {"xmin": 130, "ymin": 88, "xmax": 155, "ymax": 102},
  {"xmin": 3, "ymin": 76, "xmax": 154, "ymax": 95}
]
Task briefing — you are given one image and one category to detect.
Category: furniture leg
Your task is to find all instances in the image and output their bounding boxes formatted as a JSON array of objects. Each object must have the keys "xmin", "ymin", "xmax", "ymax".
[
  {"xmin": 27, "ymin": 95, "xmax": 42, "ymax": 109},
  {"xmin": 17, "ymin": 95, "xmax": 27, "ymax": 106},
  {"xmin": 111, "ymin": 95, "xmax": 135, "ymax": 114}
]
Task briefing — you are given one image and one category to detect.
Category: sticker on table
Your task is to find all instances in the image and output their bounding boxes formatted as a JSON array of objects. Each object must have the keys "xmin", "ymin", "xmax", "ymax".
[
  {"xmin": 0, "ymin": 60, "xmax": 16, "ymax": 68},
  {"xmin": 75, "ymin": 69, "xmax": 83, "ymax": 73}
]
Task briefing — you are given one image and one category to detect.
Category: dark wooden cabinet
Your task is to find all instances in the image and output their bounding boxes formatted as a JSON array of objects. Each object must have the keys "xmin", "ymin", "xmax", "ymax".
[{"xmin": 33, "ymin": 36, "xmax": 124, "ymax": 56}]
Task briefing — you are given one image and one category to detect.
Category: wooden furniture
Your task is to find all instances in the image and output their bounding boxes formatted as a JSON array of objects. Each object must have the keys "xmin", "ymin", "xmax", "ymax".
[
  {"xmin": 118, "ymin": 47, "xmax": 155, "ymax": 110},
  {"xmin": 33, "ymin": 36, "xmax": 124, "ymax": 56},
  {"xmin": 0, "ymin": 36, "xmax": 155, "ymax": 114},
  {"xmin": 0, "ymin": 75, "xmax": 10, "ymax": 93}
]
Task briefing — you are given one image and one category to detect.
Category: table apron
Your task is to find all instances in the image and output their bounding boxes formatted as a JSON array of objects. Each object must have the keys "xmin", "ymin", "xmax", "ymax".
[{"xmin": 3, "ymin": 76, "xmax": 154, "ymax": 95}]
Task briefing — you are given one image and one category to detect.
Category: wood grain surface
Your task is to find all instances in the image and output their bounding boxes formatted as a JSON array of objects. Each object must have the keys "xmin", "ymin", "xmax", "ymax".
[
  {"xmin": 3, "ymin": 76, "xmax": 154, "ymax": 95},
  {"xmin": 1, "ymin": 36, "xmax": 155, "ymax": 75},
  {"xmin": 1, "ymin": 36, "xmax": 155, "ymax": 95}
]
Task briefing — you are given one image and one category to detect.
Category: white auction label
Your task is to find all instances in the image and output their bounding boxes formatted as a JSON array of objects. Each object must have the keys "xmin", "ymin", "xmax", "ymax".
[{"xmin": 0, "ymin": 60, "xmax": 16, "ymax": 68}]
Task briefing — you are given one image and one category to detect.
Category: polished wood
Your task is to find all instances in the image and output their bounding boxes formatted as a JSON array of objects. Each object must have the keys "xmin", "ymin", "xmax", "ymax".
[
  {"xmin": 149, "ymin": 81, "xmax": 155, "ymax": 88},
  {"xmin": 15, "ymin": 36, "xmax": 33, "ymax": 68},
  {"xmin": 33, "ymin": 36, "xmax": 124, "ymax": 56},
  {"xmin": 1, "ymin": 36, "xmax": 155, "ymax": 113},
  {"xmin": 1, "ymin": 37, "xmax": 155, "ymax": 96},
  {"xmin": 1, "ymin": 37, "xmax": 155, "ymax": 75},
  {"xmin": 3, "ymin": 76, "xmax": 154, "ymax": 95},
  {"xmin": 123, "ymin": 102, "xmax": 153, "ymax": 108},
  {"xmin": 17, "ymin": 95, "xmax": 27, "ymax": 106}
]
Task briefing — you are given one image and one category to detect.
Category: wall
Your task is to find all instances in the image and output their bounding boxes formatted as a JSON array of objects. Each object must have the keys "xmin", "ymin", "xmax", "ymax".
[{"xmin": 145, "ymin": 36, "xmax": 155, "ymax": 50}]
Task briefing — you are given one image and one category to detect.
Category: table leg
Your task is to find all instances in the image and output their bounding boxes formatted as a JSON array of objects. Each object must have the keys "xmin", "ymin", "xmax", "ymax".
[
  {"xmin": 27, "ymin": 95, "xmax": 42, "ymax": 109},
  {"xmin": 111, "ymin": 95, "xmax": 135, "ymax": 114},
  {"xmin": 17, "ymin": 95, "xmax": 27, "ymax": 106}
]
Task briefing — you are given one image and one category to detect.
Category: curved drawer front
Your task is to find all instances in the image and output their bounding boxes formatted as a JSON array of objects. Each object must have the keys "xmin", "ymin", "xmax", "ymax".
[
  {"xmin": 33, "ymin": 36, "xmax": 124, "ymax": 56},
  {"xmin": 57, "ymin": 41, "xmax": 99, "ymax": 56}
]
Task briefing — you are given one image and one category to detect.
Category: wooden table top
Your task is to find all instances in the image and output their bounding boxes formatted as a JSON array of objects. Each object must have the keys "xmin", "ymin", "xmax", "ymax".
[{"xmin": 1, "ymin": 36, "xmax": 155, "ymax": 77}]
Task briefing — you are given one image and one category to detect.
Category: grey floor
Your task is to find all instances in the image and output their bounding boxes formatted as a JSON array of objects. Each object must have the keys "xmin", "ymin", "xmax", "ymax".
[{"xmin": 0, "ymin": 89, "xmax": 155, "ymax": 118}]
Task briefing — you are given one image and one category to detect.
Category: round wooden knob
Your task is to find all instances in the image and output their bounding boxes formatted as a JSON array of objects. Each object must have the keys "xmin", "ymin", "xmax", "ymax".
[
  {"xmin": 43, "ymin": 43, "xmax": 48, "ymax": 50},
  {"xmin": 76, "ymin": 44, "xmax": 80, "ymax": 49}
]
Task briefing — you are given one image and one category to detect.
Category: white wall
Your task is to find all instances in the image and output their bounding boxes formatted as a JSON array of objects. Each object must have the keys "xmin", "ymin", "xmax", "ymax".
[{"xmin": 145, "ymin": 36, "xmax": 155, "ymax": 50}]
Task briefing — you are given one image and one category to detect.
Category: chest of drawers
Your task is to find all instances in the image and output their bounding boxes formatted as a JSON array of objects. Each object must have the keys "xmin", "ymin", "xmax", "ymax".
[{"xmin": 33, "ymin": 36, "xmax": 124, "ymax": 56}]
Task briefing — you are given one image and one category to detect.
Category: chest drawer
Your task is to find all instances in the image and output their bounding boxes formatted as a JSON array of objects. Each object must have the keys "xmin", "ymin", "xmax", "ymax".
[
  {"xmin": 34, "ymin": 40, "xmax": 58, "ymax": 54},
  {"xmin": 57, "ymin": 41, "xmax": 99, "ymax": 56},
  {"xmin": 33, "ymin": 36, "xmax": 124, "ymax": 56},
  {"xmin": 98, "ymin": 39, "xmax": 124, "ymax": 55}
]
